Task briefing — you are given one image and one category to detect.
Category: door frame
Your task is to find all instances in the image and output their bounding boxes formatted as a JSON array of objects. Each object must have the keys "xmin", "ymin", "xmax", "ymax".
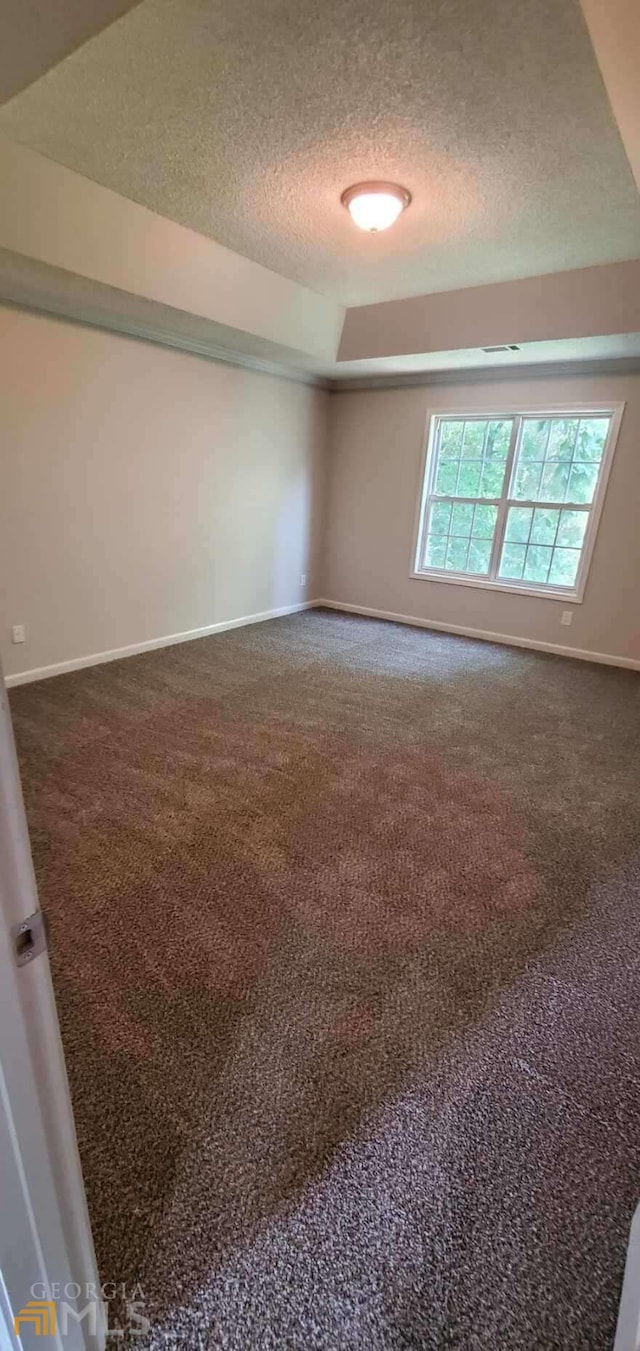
[
  {"xmin": 614, "ymin": 1203, "xmax": 640, "ymax": 1351},
  {"xmin": 0, "ymin": 665, "xmax": 103, "ymax": 1350}
]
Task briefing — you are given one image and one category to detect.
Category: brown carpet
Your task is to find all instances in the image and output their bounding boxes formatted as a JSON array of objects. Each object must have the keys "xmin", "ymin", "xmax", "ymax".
[{"xmin": 9, "ymin": 608, "xmax": 640, "ymax": 1349}]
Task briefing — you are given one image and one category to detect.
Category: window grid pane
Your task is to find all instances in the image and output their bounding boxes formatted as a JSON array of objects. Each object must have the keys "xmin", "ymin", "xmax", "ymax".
[
  {"xmin": 433, "ymin": 418, "xmax": 511, "ymax": 503},
  {"xmin": 423, "ymin": 498, "xmax": 497, "ymax": 576},
  {"xmin": 418, "ymin": 413, "xmax": 613, "ymax": 594},
  {"xmin": 511, "ymin": 416, "xmax": 608, "ymax": 504},
  {"xmin": 498, "ymin": 503, "xmax": 591, "ymax": 587}
]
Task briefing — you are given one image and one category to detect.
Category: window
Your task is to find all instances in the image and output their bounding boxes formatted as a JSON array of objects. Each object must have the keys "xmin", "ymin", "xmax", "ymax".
[{"xmin": 413, "ymin": 408, "xmax": 622, "ymax": 600}]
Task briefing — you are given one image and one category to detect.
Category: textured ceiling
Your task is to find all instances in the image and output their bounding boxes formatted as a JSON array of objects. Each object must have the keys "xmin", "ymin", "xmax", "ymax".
[
  {"xmin": 2, "ymin": 0, "xmax": 640, "ymax": 305},
  {"xmin": 0, "ymin": 0, "xmax": 142, "ymax": 105}
]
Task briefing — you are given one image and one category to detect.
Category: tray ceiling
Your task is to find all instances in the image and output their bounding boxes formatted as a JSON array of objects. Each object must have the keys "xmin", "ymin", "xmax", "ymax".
[
  {"xmin": 0, "ymin": 0, "xmax": 142, "ymax": 104},
  {"xmin": 1, "ymin": 0, "xmax": 639, "ymax": 305}
]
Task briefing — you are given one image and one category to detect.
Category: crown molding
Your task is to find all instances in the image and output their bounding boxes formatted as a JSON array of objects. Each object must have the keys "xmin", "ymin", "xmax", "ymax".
[
  {"xmin": 327, "ymin": 355, "xmax": 640, "ymax": 391},
  {"xmin": 0, "ymin": 293, "xmax": 331, "ymax": 390},
  {"xmin": 3, "ymin": 292, "xmax": 639, "ymax": 395}
]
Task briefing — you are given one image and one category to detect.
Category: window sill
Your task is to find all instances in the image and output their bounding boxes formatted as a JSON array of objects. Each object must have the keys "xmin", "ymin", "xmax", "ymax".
[{"xmin": 410, "ymin": 568, "xmax": 583, "ymax": 603}]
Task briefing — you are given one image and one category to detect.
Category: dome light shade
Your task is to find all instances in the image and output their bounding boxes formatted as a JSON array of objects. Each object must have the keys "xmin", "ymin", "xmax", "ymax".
[{"xmin": 341, "ymin": 182, "xmax": 411, "ymax": 232}]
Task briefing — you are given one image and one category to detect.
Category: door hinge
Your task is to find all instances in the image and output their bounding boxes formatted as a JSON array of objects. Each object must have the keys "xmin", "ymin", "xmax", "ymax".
[{"xmin": 12, "ymin": 910, "xmax": 48, "ymax": 967}]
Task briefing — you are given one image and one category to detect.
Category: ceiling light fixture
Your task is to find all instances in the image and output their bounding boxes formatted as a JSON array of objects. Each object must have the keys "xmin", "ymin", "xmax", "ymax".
[{"xmin": 341, "ymin": 181, "xmax": 411, "ymax": 232}]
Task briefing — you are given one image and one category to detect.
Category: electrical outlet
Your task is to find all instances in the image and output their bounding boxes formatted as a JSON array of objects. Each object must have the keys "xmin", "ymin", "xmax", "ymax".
[
  {"xmin": 11, "ymin": 624, "xmax": 26, "ymax": 644},
  {"xmin": 560, "ymin": 611, "xmax": 573, "ymax": 627},
  {"xmin": 300, "ymin": 573, "xmax": 307, "ymax": 586}
]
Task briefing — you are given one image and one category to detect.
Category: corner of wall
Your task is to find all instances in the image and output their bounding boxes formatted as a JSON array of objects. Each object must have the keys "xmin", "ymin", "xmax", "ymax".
[{"xmin": 308, "ymin": 386, "xmax": 335, "ymax": 600}]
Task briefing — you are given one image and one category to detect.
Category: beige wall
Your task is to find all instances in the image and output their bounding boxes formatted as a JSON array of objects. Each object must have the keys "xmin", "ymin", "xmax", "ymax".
[
  {"xmin": 338, "ymin": 261, "xmax": 640, "ymax": 361},
  {"xmin": 322, "ymin": 373, "xmax": 640, "ymax": 663},
  {"xmin": 2, "ymin": 308, "xmax": 639, "ymax": 680},
  {"xmin": 0, "ymin": 307, "xmax": 327, "ymax": 680}
]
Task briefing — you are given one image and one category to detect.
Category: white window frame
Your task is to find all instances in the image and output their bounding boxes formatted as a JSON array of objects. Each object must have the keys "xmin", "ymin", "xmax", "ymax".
[{"xmin": 411, "ymin": 402, "xmax": 624, "ymax": 603}]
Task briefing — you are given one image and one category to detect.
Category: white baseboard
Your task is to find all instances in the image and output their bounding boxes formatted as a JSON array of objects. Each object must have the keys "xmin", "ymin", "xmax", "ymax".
[
  {"xmin": 5, "ymin": 602, "xmax": 314, "ymax": 688},
  {"xmin": 314, "ymin": 599, "xmax": 640, "ymax": 671},
  {"xmin": 7, "ymin": 598, "xmax": 638, "ymax": 686}
]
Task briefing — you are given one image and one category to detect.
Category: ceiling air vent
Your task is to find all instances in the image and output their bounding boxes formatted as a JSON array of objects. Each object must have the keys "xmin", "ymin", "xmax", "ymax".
[{"xmin": 482, "ymin": 344, "xmax": 520, "ymax": 353}]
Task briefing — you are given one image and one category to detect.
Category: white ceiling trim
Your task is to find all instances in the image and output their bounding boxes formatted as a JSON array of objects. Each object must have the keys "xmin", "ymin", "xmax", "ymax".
[
  {"xmin": 1, "ymin": 129, "xmax": 638, "ymax": 390},
  {"xmin": 0, "ymin": 136, "xmax": 344, "ymax": 362},
  {"xmin": 0, "ymin": 295, "xmax": 327, "ymax": 388},
  {"xmin": 329, "ymin": 356, "xmax": 640, "ymax": 392},
  {"xmin": 4, "ymin": 289, "xmax": 640, "ymax": 395}
]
